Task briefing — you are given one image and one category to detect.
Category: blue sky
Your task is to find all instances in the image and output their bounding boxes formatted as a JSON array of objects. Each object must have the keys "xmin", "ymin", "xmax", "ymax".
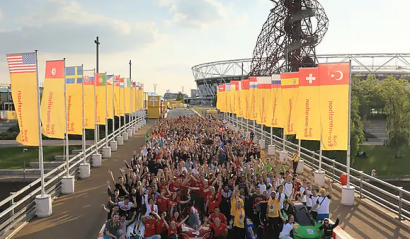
[{"xmin": 0, "ymin": 0, "xmax": 409, "ymax": 95}]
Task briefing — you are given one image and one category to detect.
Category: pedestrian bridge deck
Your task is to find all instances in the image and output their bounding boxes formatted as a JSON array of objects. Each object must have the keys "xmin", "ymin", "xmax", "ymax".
[{"xmin": 9, "ymin": 109, "xmax": 410, "ymax": 239}]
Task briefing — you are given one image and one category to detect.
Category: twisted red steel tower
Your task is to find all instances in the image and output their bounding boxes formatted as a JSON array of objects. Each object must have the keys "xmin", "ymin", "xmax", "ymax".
[{"xmin": 249, "ymin": 0, "xmax": 329, "ymax": 76}]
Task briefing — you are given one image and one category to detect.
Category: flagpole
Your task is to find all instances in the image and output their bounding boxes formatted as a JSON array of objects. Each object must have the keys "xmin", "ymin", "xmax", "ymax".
[
  {"xmin": 81, "ymin": 64, "xmax": 86, "ymax": 164},
  {"xmin": 93, "ymin": 69, "xmax": 98, "ymax": 151},
  {"xmin": 112, "ymin": 75, "xmax": 115, "ymax": 135},
  {"xmin": 346, "ymin": 60, "xmax": 352, "ymax": 187},
  {"xmin": 119, "ymin": 75, "xmax": 122, "ymax": 132},
  {"xmin": 64, "ymin": 59, "xmax": 69, "ymax": 177},
  {"xmin": 34, "ymin": 50, "xmax": 45, "ymax": 196},
  {"xmin": 124, "ymin": 79, "xmax": 127, "ymax": 128},
  {"xmin": 129, "ymin": 60, "xmax": 132, "ymax": 127},
  {"xmin": 105, "ymin": 72, "xmax": 108, "ymax": 147}
]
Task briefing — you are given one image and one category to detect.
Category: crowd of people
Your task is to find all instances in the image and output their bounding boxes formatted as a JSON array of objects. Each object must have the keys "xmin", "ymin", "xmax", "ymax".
[{"xmin": 101, "ymin": 114, "xmax": 339, "ymax": 239}]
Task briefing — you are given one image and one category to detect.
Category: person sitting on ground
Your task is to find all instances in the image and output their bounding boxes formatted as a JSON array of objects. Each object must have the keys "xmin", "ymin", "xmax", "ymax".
[
  {"xmin": 104, "ymin": 213, "xmax": 122, "ymax": 239},
  {"xmin": 162, "ymin": 214, "xmax": 190, "ymax": 239},
  {"xmin": 317, "ymin": 218, "xmax": 339, "ymax": 239}
]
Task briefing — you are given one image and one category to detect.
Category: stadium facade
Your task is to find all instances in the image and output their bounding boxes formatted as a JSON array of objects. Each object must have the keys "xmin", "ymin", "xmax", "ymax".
[{"xmin": 191, "ymin": 53, "xmax": 410, "ymax": 105}]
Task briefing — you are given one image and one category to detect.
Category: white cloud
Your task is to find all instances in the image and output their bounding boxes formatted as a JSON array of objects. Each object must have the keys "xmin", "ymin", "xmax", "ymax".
[
  {"xmin": 0, "ymin": 0, "xmax": 160, "ymax": 54},
  {"xmin": 157, "ymin": 0, "xmax": 247, "ymax": 29}
]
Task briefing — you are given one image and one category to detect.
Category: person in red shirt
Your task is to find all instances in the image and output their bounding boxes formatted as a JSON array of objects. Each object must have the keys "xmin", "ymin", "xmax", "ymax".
[
  {"xmin": 156, "ymin": 212, "xmax": 168, "ymax": 239},
  {"xmin": 210, "ymin": 217, "xmax": 231, "ymax": 239},
  {"xmin": 207, "ymin": 186, "xmax": 223, "ymax": 214},
  {"xmin": 208, "ymin": 207, "xmax": 227, "ymax": 224},
  {"xmin": 142, "ymin": 212, "xmax": 161, "ymax": 239},
  {"xmin": 156, "ymin": 189, "xmax": 168, "ymax": 213},
  {"xmin": 162, "ymin": 215, "xmax": 189, "ymax": 239}
]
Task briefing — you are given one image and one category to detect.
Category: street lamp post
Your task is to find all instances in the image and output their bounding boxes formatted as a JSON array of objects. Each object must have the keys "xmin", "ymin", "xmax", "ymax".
[{"xmin": 23, "ymin": 148, "xmax": 28, "ymax": 179}]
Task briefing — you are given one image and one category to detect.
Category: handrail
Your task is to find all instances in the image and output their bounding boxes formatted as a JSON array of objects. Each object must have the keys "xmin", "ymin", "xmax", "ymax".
[
  {"xmin": 226, "ymin": 114, "xmax": 410, "ymax": 221},
  {"xmin": 0, "ymin": 111, "xmax": 146, "ymax": 237}
]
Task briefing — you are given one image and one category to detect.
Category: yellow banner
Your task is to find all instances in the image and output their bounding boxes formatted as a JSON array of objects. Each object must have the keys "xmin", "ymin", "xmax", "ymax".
[
  {"xmin": 281, "ymin": 73, "xmax": 299, "ymax": 135},
  {"xmin": 84, "ymin": 85, "xmax": 95, "ymax": 129},
  {"xmin": 107, "ymin": 85, "xmax": 114, "ymax": 119},
  {"xmin": 96, "ymin": 86, "xmax": 106, "ymax": 125},
  {"xmin": 319, "ymin": 63, "xmax": 350, "ymax": 150},
  {"xmin": 226, "ymin": 84, "xmax": 232, "ymax": 113},
  {"xmin": 41, "ymin": 60, "xmax": 65, "ymax": 139},
  {"xmin": 267, "ymin": 75, "xmax": 283, "ymax": 128},
  {"xmin": 114, "ymin": 86, "xmax": 121, "ymax": 116},
  {"xmin": 296, "ymin": 68, "xmax": 321, "ymax": 140},
  {"xmin": 250, "ymin": 78, "xmax": 257, "ymax": 120},
  {"xmin": 125, "ymin": 87, "xmax": 131, "ymax": 114},
  {"xmin": 256, "ymin": 77, "xmax": 271, "ymax": 125},
  {"xmin": 67, "ymin": 84, "xmax": 83, "ymax": 135},
  {"xmin": 120, "ymin": 88, "xmax": 125, "ymax": 115},
  {"xmin": 7, "ymin": 52, "xmax": 40, "ymax": 146}
]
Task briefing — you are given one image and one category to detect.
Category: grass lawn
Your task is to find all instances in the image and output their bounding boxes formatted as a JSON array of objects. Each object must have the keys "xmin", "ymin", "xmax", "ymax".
[
  {"xmin": 0, "ymin": 146, "xmax": 80, "ymax": 169},
  {"xmin": 352, "ymin": 145, "xmax": 410, "ymax": 176}
]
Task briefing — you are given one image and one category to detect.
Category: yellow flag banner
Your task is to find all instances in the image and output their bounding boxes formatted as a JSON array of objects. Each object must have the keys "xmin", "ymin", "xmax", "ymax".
[
  {"xmin": 249, "ymin": 77, "xmax": 258, "ymax": 120},
  {"xmin": 267, "ymin": 75, "xmax": 283, "ymax": 128},
  {"xmin": 114, "ymin": 76, "xmax": 121, "ymax": 116},
  {"xmin": 319, "ymin": 63, "xmax": 350, "ymax": 151},
  {"xmin": 236, "ymin": 82, "xmax": 243, "ymax": 117},
  {"xmin": 296, "ymin": 68, "xmax": 321, "ymax": 141},
  {"xmin": 107, "ymin": 75, "xmax": 114, "ymax": 120},
  {"xmin": 281, "ymin": 72, "xmax": 299, "ymax": 135},
  {"xmin": 7, "ymin": 52, "xmax": 40, "ymax": 146},
  {"xmin": 83, "ymin": 70, "xmax": 95, "ymax": 129},
  {"xmin": 225, "ymin": 83, "xmax": 231, "ymax": 113},
  {"xmin": 120, "ymin": 87, "xmax": 125, "ymax": 115},
  {"xmin": 241, "ymin": 80, "xmax": 250, "ymax": 119},
  {"xmin": 95, "ymin": 73, "xmax": 107, "ymax": 125},
  {"xmin": 256, "ymin": 77, "xmax": 271, "ymax": 125},
  {"xmin": 217, "ymin": 85, "xmax": 224, "ymax": 111},
  {"xmin": 41, "ymin": 60, "xmax": 65, "ymax": 139},
  {"xmin": 230, "ymin": 81, "xmax": 239, "ymax": 115},
  {"xmin": 65, "ymin": 66, "xmax": 83, "ymax": 135},
  {"xmin": 125, "ymin": 86, "xmax": 131, "ymax": 114}
]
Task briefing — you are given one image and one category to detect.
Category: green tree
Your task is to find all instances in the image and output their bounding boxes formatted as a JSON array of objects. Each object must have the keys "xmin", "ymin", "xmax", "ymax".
[
  {"xmin": 379, "ymin": 76, "xmax": 410, "ymax": 157},
  {"xmin": 176, "ymin": 92, "xmax": 184, "ymax": 101}
]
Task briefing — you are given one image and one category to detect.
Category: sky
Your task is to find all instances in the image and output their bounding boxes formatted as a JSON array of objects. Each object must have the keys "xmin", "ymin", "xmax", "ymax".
[{"xmin": 0, "ymin": 0, "xmax": 409, "ymax": 95}]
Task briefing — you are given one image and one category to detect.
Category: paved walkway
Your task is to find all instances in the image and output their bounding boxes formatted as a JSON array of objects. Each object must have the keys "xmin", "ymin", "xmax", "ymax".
[
  {"xmin": 0, "ymin": 140, "xmax": 94, "ymax": 147},
  {"xmin": 13, "ymin": 121, "xmax": 154, "ymax": 239}
]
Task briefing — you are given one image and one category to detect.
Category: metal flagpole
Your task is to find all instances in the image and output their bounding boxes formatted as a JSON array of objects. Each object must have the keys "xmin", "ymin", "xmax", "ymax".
[
  {"xmin": 124, "ymin": 79, "xmax": 127, "ymax": 127},
  {"xmin": 81, "ymin": 65, "xmax": 86, "ymax": 163},
  {"xmin": 298, "ymin": 139, "xmax": 301, "ymax": 152},
  {"xmin": 282, "ymin": 129, "xmax": 286, "ymax": 151},
  {"xmin": 347, "ymin": 60, "xmax": 352, "ymax": 186},
  {"xmin": 35, "ymin": 50, "xmax": 46, "ymax": 196},
  {"xmin": 64, "ymin": 59, "xmax": 70, "ymax": 176},
  {"xmin": 118, "ymin": 75, "xmax": 122, "ymax": 132},
  {"xmin": 105, "ymin": 72, "xmax": 108, "ymax": 147},
  {"xmin": 93, "ymin": 69, "xmax": 98, "ymax": 151},
  {"xmin": 129, "ymin": 60, "xmax": 132, "ymax": 126},
  {"xmin": 112, "ymin": 75, "xmax": 115, "ymax": 135}
]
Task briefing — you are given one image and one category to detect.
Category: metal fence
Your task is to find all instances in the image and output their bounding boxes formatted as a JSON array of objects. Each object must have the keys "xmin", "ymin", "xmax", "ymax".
[
  {"xmin": 225, "ymin": 113, "xmax": 410, "ymax": 221},
  {"xmin": 0, "ymin": 112, "xmax": 146, "ymax": 238}
]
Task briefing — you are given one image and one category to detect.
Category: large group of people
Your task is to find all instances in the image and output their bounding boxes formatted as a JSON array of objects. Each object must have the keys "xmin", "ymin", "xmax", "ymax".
[{"xmin": 102, "ymin": 114, "xmax": 339, "ymax": 239}]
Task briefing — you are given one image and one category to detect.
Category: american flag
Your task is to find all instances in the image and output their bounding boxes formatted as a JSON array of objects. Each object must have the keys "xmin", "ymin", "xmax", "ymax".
[{"xmin": 7, "ymin": 53, "xmax": 36, "ymax": 74}]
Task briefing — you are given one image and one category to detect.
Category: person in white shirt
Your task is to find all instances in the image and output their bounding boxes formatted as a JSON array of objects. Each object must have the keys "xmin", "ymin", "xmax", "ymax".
[
  {"xmin": 278, "ymin": 212, "xmax": 300, "ymax": 239},
  {"xmin": 145, "ymin": 197, "xmax": 158, "ymax": 216},
  {"xmin": 309, "ymin": 182, "xmax": 332, "ymax": 222},
  {"xmin": 283, "ymin": 176, "xmax": 293, "ymax": 198}
]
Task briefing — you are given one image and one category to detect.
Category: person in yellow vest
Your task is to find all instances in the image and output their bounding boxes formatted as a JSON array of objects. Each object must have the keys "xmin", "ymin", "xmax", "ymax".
[
  {"xmin": 265, "ymin": 191, "xmax": 280, "ymax": 239},
  {"xmin": 233, "ymin": 200, "xmax": 245, "ymax": 239},
  {"xmin": 230, "ymin": 187, "xmax": 244, "ymax": 220},
  {"xmin": 260, "ymin": 150, "xmax": 265, "ymax": 160},
  {"xmin": 291, "ymin": 150, "xmax": 300, "ymax": 174}
]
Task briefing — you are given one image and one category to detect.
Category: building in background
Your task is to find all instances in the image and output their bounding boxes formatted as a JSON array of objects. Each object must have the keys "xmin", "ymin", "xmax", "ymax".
[
  {"xmin": 190, "ymin": 89, "xmax": 200, "ymax": 98},
  {"xmin": 164, "ymin": 92, "xmax": 188, "ymax": 101}
]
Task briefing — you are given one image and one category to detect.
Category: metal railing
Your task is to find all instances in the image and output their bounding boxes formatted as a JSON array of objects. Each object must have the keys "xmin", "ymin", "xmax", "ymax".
[
  {"xmin": 225, "ymin": 114, "xmax": 410, "ymax": 221},
  {"xmin": 0, "ymin": 112, "xmax": 146, "ymax": 238}
]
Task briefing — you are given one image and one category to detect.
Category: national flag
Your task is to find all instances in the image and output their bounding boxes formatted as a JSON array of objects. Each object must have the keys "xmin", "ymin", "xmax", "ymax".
[
  {"xmin": 66, "ymin": 66, "xmax": 83, "ymax": 84},
  {"xmin": 249, "ymin": 77, "xmax": 258, "ymax": 120},
  {"xmin": 267, "ymin": 74, "xmax": 283, "ymax": 128},
  {"xmin": 7, "ymin": 53, "xmax": 36, "ymax": 73},
  {"xmin": 95, "ymin": 73, "xmax": 107, "ymax": 86},
  {"xmin": 83, "ymin": 70, "xmax": 95, "ymax": 129},
  {"xmin": 41, "ymin": 60, "xmax": 65, "ymax": 139},
  {"xmin": 319, "ymin": 62, "xmax": 350, "ymax": 150},
  {"xmin": 281, "ymin": 72, "xmax": 299, "ymax": 135},
  {"xmin": 6, "ymin": 52, "xmax": 39, "ymax": 146},
  {"xmin": 296, "ymin": 67, "xmax": 321, "ymax": 141}
]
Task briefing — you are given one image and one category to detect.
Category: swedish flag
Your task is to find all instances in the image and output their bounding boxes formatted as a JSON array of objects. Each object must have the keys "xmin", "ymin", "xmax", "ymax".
[{"xmin": 66, "ymin": 66, "xmax": 83, "ymax": 84}]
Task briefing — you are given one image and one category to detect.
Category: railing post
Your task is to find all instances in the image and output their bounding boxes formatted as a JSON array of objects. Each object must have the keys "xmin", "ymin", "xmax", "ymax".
[
  {"xmin": 359, "ymin": 171, "xmax": 364, "ymax": 199},
  {"xmin": 10, "ymin": 192, "xmax": 15, "ymax": 218},
  {"xmin": 398, "ymin": 187, "xmax": 403, "ymax": 220}
]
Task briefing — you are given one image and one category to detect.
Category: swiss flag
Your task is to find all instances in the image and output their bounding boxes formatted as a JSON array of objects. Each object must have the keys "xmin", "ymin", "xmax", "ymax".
[
  {"xmin": 318, "ymin": 63, "xmax": 350, "ymax": 86},
  {"xmin": 45, "ymin": 60, "xmax": 64, "ymax": 79},
  {"xmin": 299, "ymin": 67, "xmax": 319, "ymax": 87}
]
